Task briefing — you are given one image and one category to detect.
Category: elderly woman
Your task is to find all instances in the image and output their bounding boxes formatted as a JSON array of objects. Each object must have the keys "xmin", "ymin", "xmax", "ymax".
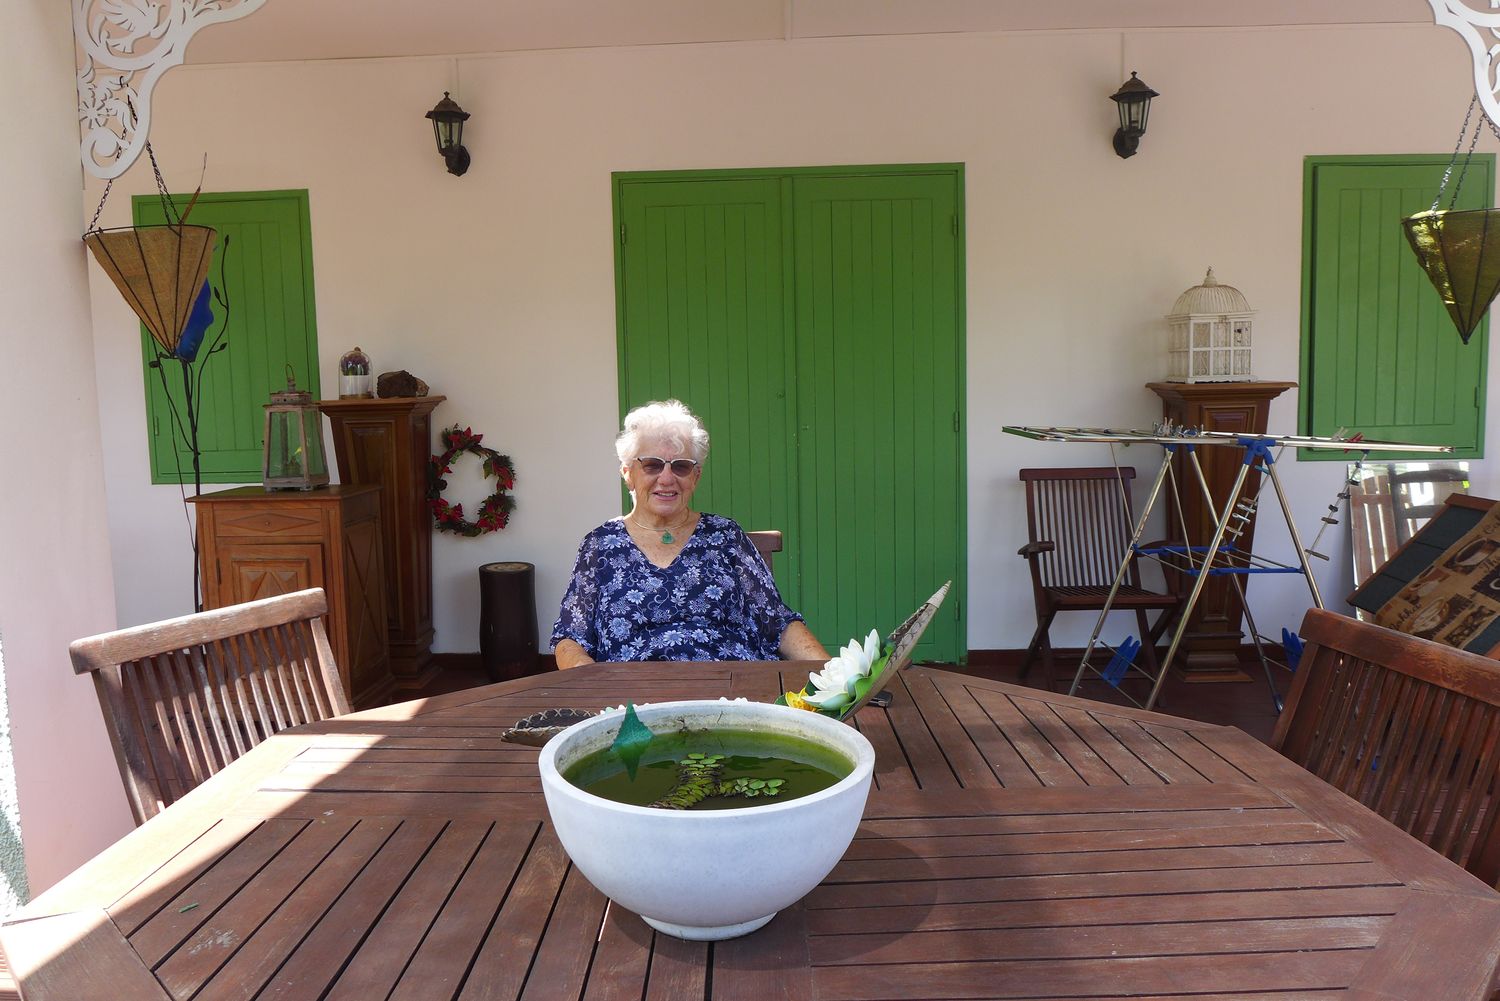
[{"xmin": 551, "ymin": 400, "xmax": 828, "ymax": 668}]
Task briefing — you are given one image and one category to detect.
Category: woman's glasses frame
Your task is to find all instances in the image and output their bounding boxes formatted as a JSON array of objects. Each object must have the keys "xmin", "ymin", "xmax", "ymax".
[{"xmin": 635, "ymin": 456, "xmax": 700, "ymax": 477}]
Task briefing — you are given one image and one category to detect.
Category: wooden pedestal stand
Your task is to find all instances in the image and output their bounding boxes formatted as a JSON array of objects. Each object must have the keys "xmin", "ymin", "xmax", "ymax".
[
  {"xmin": 319, "ymin": 395, "xmax": 445, "ymax": 690},
  {"xmin": 1147, "ymin": 381, "xmax": 1295, "ymax": 681}
]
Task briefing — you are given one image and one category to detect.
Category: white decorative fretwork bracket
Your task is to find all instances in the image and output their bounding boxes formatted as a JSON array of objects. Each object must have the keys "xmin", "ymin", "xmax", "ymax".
[
  {"xmin": 1429, "ymin": 0, "xmax": 1500, "ymax": 130},
  {"xmin": 74, "ymin": 0, "xmax": 266, "ymax": 181}
]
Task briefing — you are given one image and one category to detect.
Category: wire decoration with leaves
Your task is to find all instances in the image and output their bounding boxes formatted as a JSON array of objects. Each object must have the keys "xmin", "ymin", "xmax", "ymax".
[{"xmin": 84, "ymin": 140, "xmax": 232, "ymax": 611}]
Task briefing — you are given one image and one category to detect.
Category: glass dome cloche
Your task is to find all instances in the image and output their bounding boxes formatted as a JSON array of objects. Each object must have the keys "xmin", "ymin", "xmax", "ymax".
[{"xmin": 338, "ymin": 345, "xmax": 373, "ymax": 398}]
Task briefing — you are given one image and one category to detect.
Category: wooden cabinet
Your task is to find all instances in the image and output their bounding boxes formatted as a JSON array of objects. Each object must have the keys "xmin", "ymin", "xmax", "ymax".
[
  {"xmin": 1147, "ymin": 381, "xmax": 1295, "ymax": 681},
  {"xmin": 317, "ymin": 396, "xmax": 445, "ymax": 688},
  {"xmin": 191, "ymin": 485, "xmax": 394, "ymax": 708}
]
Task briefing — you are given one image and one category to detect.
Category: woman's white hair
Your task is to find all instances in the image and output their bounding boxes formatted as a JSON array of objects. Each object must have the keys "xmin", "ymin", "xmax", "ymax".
[{"xmin": 615, "ymin": 399, "xmax": 710, "ymax": 466}]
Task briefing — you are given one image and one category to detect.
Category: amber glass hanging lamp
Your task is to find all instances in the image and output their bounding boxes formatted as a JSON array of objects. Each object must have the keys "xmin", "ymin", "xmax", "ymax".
[
  {"xmin": 1403, "ymin": 0, "xmax": 1500, "ymax": 345},
  {"xmin": 1402, "ymin": 103, "xmax": 1500, "ymax": 345}
]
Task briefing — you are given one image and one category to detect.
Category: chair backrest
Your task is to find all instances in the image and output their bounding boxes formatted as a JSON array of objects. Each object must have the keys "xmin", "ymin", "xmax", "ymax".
[
  {"xmin": 1347, "ymin": 472, "xmax": 1399, "ymax": 592},
  {"xmin": 1387, "ymin": 463, "xmax": 1470, "ymax": 545},
  {"xmin": 1018, "ymin": 467, "xmax": 1140, "ymax": 589},
  {"xmin": 69, "ymin": 588, "xmax": 350, "ymax": 825},
  {"xmin": 747, "ymin": 530, "xmax": 782, "ymax": 571},
  {"xmin": 1273, "ymin": 607, "xmax": 1500, "ymax": 886}
]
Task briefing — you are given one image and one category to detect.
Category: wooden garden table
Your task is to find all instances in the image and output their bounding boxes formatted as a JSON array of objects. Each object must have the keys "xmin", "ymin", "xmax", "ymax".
[{"xmin": 7, "ymin": 663, "xmax": 1500, "ymax": 1000}]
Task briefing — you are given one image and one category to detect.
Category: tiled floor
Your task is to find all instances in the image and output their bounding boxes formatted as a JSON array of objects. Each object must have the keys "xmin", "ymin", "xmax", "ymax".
[{"xmin": 409, "ymin": 655, "xmax": 1293, "ymax": 745}]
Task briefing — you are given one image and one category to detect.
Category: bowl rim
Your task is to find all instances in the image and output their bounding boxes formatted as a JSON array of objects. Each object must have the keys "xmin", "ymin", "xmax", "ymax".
[{"xmin": 537, "ymin": 698, "xmax": 876, "ymax": 820}]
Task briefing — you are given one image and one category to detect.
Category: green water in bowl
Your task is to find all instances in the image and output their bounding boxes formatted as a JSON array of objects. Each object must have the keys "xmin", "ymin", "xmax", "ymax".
[{"xmin": 563, "ymin": 727, "xmax": 851, "ymax": 810}]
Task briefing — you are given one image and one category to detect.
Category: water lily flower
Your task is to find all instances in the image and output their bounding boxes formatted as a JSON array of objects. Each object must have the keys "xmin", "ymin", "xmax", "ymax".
[
  {"xmin": 807, "ymin": 658, "xmax": 854, "ymax": 698},
  {"xmin": 803, "ymin": 683, "xmax": 853, "ymax": 711},
  {"xmin": 805, "ymin": 629, "xmax": 882, "ymax": 712},
  {"xmin": 783, "ymin": 688, "xmax": 811, "ymax": 711}
]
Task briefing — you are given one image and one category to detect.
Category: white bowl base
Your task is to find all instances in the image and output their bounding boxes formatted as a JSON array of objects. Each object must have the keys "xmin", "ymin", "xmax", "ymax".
[{"xmin": 642, "ymin": 911, "xmax": 776, "ymax": 941}]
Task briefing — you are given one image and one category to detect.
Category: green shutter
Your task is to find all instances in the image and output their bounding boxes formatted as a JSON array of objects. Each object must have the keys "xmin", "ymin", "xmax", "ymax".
[
  {"xmin": 1301, "ymin": 156, "xmax": 1490, "ymax": 459},
  {"xmin": 791, "ymin": 173, "xmax": 963, "ymax": 664},
  {"xmin": 616, "ymin": 177, "xmax": 800, "ymax": 607},
  {"xmin": 615, "ymin": 167, "xmax": 966, "ymax": 663},
  {"xmin": 132, "ymin": 190, "xmax": 320, "ymax": 483}
]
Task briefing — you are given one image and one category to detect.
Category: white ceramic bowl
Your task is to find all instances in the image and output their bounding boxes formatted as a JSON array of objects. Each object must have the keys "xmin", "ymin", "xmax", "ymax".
[{"xmin": 537, "ymin": 699, "xmax": 875, "ymax": 941}]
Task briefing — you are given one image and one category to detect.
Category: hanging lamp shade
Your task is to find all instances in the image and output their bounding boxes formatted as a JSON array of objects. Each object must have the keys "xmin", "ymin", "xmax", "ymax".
[
  {"xmin": 84, "ymin": 224, "xmax": 217, "ymax": 355},
  {"xmin": 1402, "ymin": 207, "xmax": 1500, "ymax": 344}
]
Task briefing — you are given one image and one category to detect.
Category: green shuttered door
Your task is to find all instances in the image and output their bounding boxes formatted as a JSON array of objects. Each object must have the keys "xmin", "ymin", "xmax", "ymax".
[
  {"xmin": 1301, "ymin": 157, "xmax": 1490, "ymax": 458},
  {"xmin": 134, "ymin": 190, "xmax": 320, "ymax": 483},
  {"xmin": 616, "ymin": 168, "xmax": 965, "ymax": 662}
]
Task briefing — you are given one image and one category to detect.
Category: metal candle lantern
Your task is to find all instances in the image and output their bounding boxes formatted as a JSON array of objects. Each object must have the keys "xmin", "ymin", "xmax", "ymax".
[
  {"xmin": 1165, "ymin": 268, "xmax": 1255, "ymax": 383},
  {"xmin": 262, "ymin": 367, "xmax": 329, "ymax": 490}
]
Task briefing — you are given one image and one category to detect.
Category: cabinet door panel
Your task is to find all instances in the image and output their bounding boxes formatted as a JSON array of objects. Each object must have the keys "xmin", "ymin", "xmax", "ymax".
[
  {"xmin": 220, "ymin": 544, "xmax": 324, "ymax": 605},
  {"xmin": 341, "ymin": 514, "xmax": 388, "ymax": 699}
]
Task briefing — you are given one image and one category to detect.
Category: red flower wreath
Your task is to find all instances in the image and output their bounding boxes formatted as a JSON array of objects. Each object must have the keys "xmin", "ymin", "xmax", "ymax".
[{"xmin": 427, "ymin": 425, "xmax": 516, "ymax": 537}]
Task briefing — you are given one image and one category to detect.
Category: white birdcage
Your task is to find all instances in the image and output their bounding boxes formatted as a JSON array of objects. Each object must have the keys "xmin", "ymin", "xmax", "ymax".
[{"xmin": 1165, "ymin": 268, "xmax": 1255, "ymax": 382}]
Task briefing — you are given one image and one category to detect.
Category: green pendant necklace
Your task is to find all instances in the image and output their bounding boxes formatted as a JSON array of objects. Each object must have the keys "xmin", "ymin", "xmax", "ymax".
[{"xmin": 633, "ymin": 512, "xmax": 691, "ymax": 545}]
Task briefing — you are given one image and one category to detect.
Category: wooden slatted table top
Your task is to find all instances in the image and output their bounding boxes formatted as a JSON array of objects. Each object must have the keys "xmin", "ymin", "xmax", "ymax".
[{"xmin": 9, "ymin": 664, "xmax": 1500, "ymax": 1000}]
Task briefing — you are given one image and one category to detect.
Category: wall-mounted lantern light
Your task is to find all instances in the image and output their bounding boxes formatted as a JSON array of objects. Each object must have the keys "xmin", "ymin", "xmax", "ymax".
[
  {"xmin": 1109, "ymin": 71, "xmax": 1158, "ymax": 159},
  {"xmin": 425, "ymin": 92, "xmax": 471, "ymax": 176}
]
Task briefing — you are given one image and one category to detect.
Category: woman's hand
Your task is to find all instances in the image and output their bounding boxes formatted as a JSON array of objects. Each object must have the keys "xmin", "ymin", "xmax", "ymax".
[
  {"xmin": 778, "ymin": 620, "xmax": 830, "ymax": 662},
  {"xmin": 554, "ymin": 639, "xmax": 596, "ymax": 670}
]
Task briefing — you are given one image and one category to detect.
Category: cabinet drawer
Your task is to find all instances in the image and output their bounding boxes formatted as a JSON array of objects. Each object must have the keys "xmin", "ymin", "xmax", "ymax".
[{"xmin": 209, "ymin": 504, "xmax": 327, "ymax": 540}]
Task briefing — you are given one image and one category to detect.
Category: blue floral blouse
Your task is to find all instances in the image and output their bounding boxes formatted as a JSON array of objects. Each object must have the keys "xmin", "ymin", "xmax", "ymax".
[{"xmin": 550, "ymin": 513, "xmax": 802, "ymax": 662}]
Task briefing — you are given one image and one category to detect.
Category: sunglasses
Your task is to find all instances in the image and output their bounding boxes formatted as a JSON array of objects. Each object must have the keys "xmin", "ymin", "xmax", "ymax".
[{"xmin": 636, "ymin": 456, "xmax": 700, "ymax": 476}]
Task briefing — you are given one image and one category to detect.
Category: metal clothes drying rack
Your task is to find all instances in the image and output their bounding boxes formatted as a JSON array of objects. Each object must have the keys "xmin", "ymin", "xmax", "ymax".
[{"xmin": 1003, "ymin": 425, "xmax": 1452, "ymax": 710}]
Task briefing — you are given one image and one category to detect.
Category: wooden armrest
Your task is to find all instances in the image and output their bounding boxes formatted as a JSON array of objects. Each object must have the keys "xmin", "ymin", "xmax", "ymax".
[{"xmin": 1017, "ymin": 541, "xmax": 1055, "ymax": 558}]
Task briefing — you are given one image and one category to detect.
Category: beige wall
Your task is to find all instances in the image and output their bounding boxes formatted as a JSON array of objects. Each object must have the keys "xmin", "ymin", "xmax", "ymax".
[
  {"xmin": 87, "ymin": 23, "xmax": 1500, "ymax": 657},
  {"xmin": 1, "ymin": 1, "xmax": 136, "ymax": 892}
]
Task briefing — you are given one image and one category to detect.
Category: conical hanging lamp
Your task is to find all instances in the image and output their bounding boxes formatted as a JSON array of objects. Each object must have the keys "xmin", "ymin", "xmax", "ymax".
[
  {"xmin": 85, "ymin": 224, "xmax": 217, "ymax": 356},
  {"xmin": 1402, "ymin": 207, "xmax": 1500, "ymax": 344}
]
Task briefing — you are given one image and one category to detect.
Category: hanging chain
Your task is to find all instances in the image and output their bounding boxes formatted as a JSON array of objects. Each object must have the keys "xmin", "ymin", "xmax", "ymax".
[
  {"xmin": 82, "ymin": 138, "xmax": 176, "ymax": 234},
  {"xmin": 1449, "ymin": 104, "xmax": 1485, "ymax": 211},
  {"xmin": 1433, "ymin": 94, "xmax": 1480, "ymax": 213},
  {"xmin": 119, "ymin": 95, "xmax": 181, "ymax": 228},
  {"xmin": 144, "ymin": 138, "xmax": 180, "ymax": 228},
  {"xmin": 85, "ymin": 178, "xmax": 113, "ymax": 235}
]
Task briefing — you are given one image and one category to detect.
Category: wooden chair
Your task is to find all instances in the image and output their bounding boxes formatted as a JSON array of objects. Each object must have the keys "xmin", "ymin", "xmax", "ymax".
[
  {"xmin": 1274, "ymin": 608, "xmax": 1500, "ymax": 887},
  {"xmin": 1349, "ymin": 465, "xmax": 1470, "ymax": 594},
  {"xmin": 1387, "ymin": 463, "xmax": 1471, "ymax": 546},
  {"xmin": 1017, "ymin": 467, "xmax": 1181, "ymax": 684},
  {"xmin": 747, "ymin": 530, "xmax": 782, "ymax": 571},
  {"xmin": 1347, "ymin": 472, "xmax": 1399, "ymax": 592},
  {"xmin": 69, "ymin": 588, "xmax": 350, "ymax": 825}
]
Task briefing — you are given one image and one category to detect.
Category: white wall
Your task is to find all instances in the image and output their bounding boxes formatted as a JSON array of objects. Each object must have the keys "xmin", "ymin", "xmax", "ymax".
[
  {"xmin": 87, "ymin": 23, "xmax": 1500, "ymax": 659},
  {"xmin": 1, "ymin": 0, "xmax": 136, "ymax": 892}
]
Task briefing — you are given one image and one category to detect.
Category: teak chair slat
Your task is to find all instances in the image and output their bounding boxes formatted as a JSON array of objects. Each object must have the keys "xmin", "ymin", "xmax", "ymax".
[
  {"xmin": 70, "ymin": 588, "xmax": 350, "ymax": 825},
  {"xmin": 1016, "ymin": 467, "xmax": 1182, "ymax": 685},
  {"xmin": 747, "ymin": 530, "xmax": 783, "ymax": 572},
  {"xmin": 1273, "ymin": 608, "xmax": 1500, "ymax": 887}
]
